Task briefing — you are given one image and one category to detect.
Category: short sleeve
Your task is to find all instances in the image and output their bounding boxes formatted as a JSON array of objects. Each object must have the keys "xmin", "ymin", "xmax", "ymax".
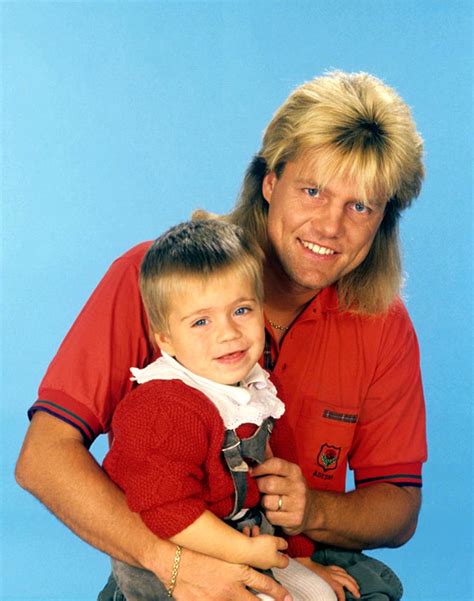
[
  {"xmin": 349, "ymin": 302, "xmax": 427, "ymax": 488},
  {"xmin": 29, "ymin": 242, "xmax": 155, "ymax": 444},
  {"xmin": 103, "ymin": 383, "xmax": 218, "ymax": 539}
]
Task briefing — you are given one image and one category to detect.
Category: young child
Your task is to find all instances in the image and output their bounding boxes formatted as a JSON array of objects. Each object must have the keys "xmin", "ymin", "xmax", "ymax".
[{"xmin": 103, "ymin": 220, "xmax": 356, "ymax": 601}]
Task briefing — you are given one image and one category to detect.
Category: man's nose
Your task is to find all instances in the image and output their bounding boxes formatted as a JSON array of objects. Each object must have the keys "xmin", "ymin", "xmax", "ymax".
[{"xmin": 312, "ymin": 203, "xmax": 345, "ymax": 238}]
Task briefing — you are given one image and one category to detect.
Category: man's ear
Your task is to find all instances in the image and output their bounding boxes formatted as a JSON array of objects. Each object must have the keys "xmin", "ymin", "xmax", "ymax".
[
  {"xmin": 262, "ymin": 171, "xmax": 277, "ymax": 204},
  {"xmin": 154, "ymin": 331, "xmax": 175, "ymax": 356}
]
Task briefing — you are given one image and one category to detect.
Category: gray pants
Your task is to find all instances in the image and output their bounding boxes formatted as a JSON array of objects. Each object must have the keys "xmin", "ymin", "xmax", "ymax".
[
  {"xmin": 311, "ymin": 548, "xmax": 403, "ymax": 601},
  {"xmin": 99, "ymin": 547, "xmax": 404, "ymax": 601},
  {"xmin": 110, "ymin": 561, "xmax": 171, "ymax": 601}
]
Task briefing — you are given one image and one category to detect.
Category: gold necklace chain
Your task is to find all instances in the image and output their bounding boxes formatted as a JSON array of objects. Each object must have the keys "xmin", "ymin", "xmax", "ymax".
[{"xmin": 268, "ymin": 319, "xmax": 290, "ymax": 332}]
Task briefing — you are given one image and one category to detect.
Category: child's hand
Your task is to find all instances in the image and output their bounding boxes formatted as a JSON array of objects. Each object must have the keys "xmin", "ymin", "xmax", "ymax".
[
  {"xmin": 242, "ymin": 524, "xmax": 261, "ymax": 537},
  {"xmin": 295, "ymin": 557, "xmax": 360, "ymax": 601},
  {"xmin": 246, "ymin": 534, "xmax": 289, "ymax": 570}
]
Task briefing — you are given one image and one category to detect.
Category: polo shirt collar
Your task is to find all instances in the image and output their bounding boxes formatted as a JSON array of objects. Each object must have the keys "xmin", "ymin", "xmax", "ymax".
[{"xmin": 295, "ymin": 285, "xmax": 340, "ymax": 324}]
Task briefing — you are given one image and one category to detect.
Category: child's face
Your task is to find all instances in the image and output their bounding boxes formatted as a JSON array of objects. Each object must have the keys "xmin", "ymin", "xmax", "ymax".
[{"xmin": 156, "ymin": 270, "xmax": 265, "ymax": 385}]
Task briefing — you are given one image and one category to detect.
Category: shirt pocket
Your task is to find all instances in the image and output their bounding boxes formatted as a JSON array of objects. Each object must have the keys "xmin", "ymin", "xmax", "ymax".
[{"xmin": 295, "ymin": 398, "xmax": 358, "ymax": 491}]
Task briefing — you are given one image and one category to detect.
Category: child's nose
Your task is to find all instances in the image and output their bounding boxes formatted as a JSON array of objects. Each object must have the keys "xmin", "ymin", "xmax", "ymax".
[{"xmin": 217, "ymin": 318, "xmax": 241, "ymax": 341}]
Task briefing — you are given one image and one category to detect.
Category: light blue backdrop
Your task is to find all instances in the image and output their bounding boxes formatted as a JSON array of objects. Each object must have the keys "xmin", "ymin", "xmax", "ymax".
[{"xmin": 1, "ymin": 1, "xmax": 472, "ymax": 600}]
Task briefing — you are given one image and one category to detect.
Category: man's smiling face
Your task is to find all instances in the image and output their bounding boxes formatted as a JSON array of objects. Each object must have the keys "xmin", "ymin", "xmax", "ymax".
[{"xmin": 262, "ymin": 154, "xmax": 387, "ymax": 295}]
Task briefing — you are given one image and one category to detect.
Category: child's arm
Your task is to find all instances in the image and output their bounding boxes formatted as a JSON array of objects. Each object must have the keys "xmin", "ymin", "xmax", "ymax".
[
  {"xmin": 170, "ymin": 509, "xmax": 289, "ymax": 570},
  {"xmin": 106, "ymin": 388, "xmax": 289, "ymax": 569}
]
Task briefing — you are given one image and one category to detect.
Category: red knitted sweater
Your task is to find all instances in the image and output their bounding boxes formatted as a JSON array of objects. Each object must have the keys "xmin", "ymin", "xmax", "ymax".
[{"xmin": 103, "ymin": 379, "xmax": 314, "ymax": 557}]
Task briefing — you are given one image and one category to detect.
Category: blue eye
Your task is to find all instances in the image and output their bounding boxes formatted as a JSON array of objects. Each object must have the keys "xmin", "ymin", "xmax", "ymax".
[
  {"xmin": 192, "ymin": 318, "xmax": 208, "ymax": 327},
  {"xmin": 305, "ymin": 187, "xmax": 321, "ymax": 198},
  {"xmin": 353, "ymin": 201, "xmax": 369, "ymax": 214},
  {"xmin": 234, "ymin": 306, "xmax": 250, "ymax": 316}
]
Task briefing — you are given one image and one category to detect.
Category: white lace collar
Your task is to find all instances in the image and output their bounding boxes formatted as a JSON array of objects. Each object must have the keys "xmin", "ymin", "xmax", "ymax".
[{"xmin": 130, "ymin": 352, "xmax": 285, "ymax": 429}]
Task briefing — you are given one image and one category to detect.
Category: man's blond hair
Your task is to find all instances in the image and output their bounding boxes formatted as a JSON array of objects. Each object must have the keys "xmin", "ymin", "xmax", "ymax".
[{"xmin": 229, "ymin": 71, "xmax": 424, "ymax": 314}]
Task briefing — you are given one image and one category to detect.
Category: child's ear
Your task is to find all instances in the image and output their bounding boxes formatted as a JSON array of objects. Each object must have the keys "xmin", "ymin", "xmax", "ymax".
[{"xmin": 154, "ymin": 331, "xmax": 176, "ymax": 356}]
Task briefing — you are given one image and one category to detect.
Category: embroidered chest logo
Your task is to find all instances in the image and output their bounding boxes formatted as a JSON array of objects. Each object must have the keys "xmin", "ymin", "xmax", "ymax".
[{"xmin": 317, "ymin": 443, "xmax": 341, "ymax": 471}]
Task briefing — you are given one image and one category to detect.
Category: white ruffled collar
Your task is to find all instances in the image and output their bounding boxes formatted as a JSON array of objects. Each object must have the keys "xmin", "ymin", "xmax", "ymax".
[{"xmin": 130, "ymin": 352, "xmax": 285, "ymax": 429}]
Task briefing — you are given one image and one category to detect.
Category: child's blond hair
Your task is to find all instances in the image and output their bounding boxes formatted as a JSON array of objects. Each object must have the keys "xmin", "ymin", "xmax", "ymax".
[{"xmin": 140, "ymin": 220, "xmax": 264, "ymax": 334}]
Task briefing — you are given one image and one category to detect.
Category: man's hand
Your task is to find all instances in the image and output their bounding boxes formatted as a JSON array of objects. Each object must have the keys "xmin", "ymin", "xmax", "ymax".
[
  {"xmin": 251, "ymin": 457, "xmax": 309, "ymax": 535},
  {"xmin": 252, "ymin": 456, "xmax": 421, "ymax": 549},
  {"xmin": 159, "ymin": 550, "xmax": 292, "ymax": 601}
]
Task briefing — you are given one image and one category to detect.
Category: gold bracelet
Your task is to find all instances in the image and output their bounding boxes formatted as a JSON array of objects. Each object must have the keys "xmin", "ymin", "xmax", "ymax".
[{"xmin": 166, "ymin": 544, "xmax": 182, "ymax": 597}]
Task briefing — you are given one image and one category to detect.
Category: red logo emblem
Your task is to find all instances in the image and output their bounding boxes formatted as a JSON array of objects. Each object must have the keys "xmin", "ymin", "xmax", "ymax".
[{"xmin": 317, "ymin": 444, "xmax": 341, "ymax": 471}]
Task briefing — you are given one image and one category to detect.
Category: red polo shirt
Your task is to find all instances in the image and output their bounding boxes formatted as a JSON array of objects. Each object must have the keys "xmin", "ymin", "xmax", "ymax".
[
  {"xmin": 266, "ymin": 289, "xmax": 426, "ymax": 492},
  {"xmin": 30, "ymin": 241, "xmax": 427, "ymax": 492}
]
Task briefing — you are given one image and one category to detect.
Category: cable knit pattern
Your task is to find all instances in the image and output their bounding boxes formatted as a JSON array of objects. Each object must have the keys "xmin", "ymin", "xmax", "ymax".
[{"xmin": 104, "ymin": 378, "xmax": 315, "ymax": 556}]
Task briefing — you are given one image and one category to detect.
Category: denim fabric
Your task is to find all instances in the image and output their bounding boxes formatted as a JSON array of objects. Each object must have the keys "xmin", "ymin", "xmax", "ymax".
[
  {"xmin": 222, "ymin": 417, "xmax": 274, "ymax": 518},
  {"xmin": 226, "ymin": 505, "xmax": 274, "ymax": 535},
  {"xmin": 97, "ymin": 572, "xmax": 126, "ymax": 601},
  {"xmin": 111, "ymin": 560, "xmax": 172, "ymax": 601},
  {"xmin": 311, "ymin": 548, "xmax": 403, "ymax": 600}
]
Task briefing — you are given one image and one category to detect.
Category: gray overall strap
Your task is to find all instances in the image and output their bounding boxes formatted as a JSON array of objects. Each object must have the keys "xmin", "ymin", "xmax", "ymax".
[
  {"xmin": 222, "ymin": 429, "xmax": 248, "ymax": 519},
  {"xmin": 240, "ymin": 417, "xmax": 274, "ymax": 464},
  {"xmin": 222, "ymin": 417, "xmax": 275, "ymax": 519}
]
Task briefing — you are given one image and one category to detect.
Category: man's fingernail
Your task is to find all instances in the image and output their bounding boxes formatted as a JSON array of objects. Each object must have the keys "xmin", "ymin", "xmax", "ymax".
[{"xmin": 284, "ymin": 596, "xmax": 292, "ymax": 601}]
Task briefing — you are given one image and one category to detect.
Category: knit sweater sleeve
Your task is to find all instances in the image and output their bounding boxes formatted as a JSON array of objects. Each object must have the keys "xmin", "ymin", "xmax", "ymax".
[{"xmin": 103, "ymin": 380, "xmax": 224, "ymax": 539}]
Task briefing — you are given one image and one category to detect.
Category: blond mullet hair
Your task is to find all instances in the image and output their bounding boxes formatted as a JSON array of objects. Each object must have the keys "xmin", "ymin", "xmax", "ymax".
[{"xmin": 229, "ymin": 71, "xmax": 424, "ymax": 314}]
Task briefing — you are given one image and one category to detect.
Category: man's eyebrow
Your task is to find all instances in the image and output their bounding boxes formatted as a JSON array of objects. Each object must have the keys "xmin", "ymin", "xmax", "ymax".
[
  {"xmin": 366, "ymin": 197, "xmax": 386, "ymax": 210},
  {"xmin": 294, "ymin": 177, "xmax": 321, "ymax": 187},
  {"xmin": 295, "ymin": 177, "xmax": 386, "ymax": 209}
]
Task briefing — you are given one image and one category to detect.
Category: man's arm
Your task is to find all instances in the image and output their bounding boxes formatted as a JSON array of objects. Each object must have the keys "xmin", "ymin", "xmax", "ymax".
[
  {"xmin": 252, "ymin": 457, "xmax": 421, "ymax": 550},
  {"xmin": 15, "ymin": 413, "xmax": 292, "ymax": 601},
  {"xmin": 302, "ymin": 483, "xmax": 420, "ymax": 549}
]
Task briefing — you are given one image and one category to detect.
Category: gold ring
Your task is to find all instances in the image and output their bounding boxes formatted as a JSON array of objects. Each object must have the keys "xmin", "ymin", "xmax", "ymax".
[{"xmin": 277, "ymin": 495, "xmax": 283, "ymax": 512}]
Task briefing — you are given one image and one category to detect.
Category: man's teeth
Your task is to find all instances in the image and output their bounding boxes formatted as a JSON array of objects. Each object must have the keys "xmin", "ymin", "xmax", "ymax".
[{"xmin": 302, "ymin": 240, "xmax": 335, "ymax": 255}]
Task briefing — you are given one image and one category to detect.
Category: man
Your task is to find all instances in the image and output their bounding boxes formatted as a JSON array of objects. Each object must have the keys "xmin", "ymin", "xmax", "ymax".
[{"xmin": 16, "ymin": 71, "xmax": 427, "ymax": 601}]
